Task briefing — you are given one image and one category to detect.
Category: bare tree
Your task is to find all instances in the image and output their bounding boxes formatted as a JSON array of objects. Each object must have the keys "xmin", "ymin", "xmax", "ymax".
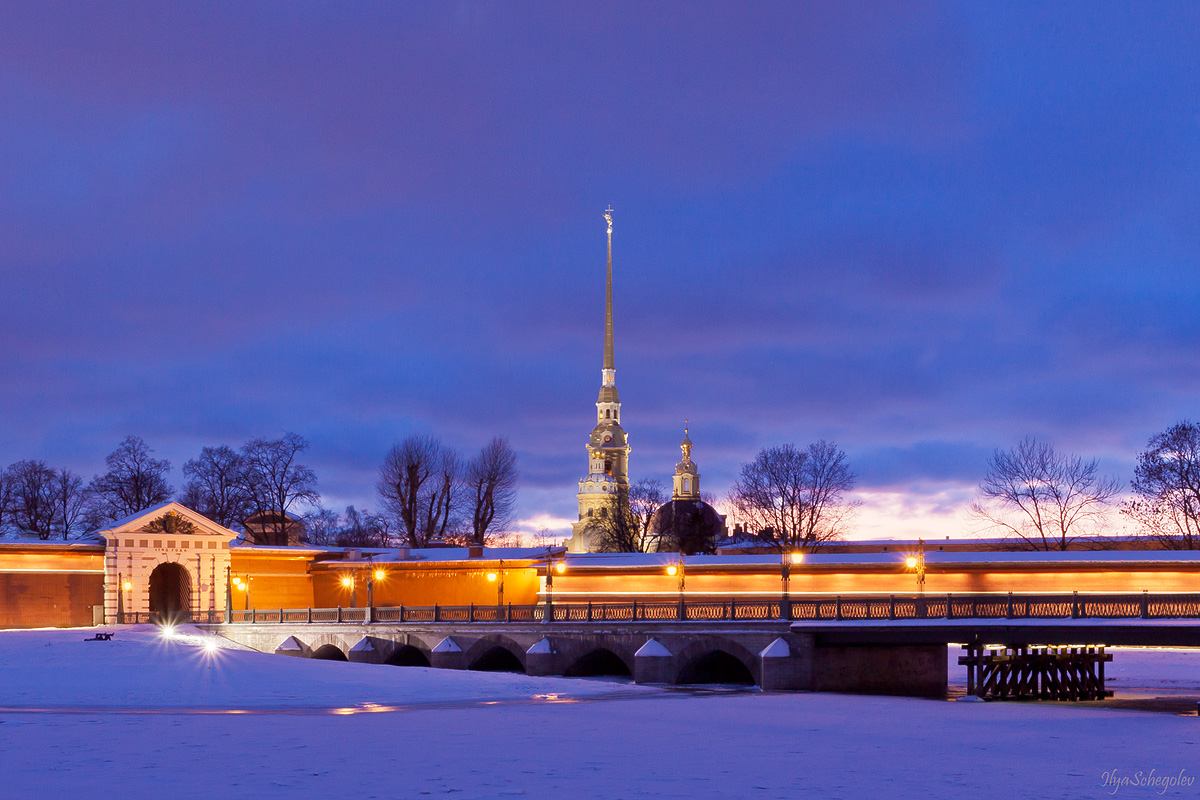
[
  {"xmin": 970, "ymin": 437, "xmax": 1118, "ymax": 551},
  {"xmin": 181, "ymin": 445, "xmax": 253, "ymax": 529},
  {"xmin": 5, "ymin": 461, "xmax": 59, "ymax": 539},
  {"xmin": 0, "ymin": 467, "xmax": 15, "ymax": 534},
  {"xmin": 51, "ymin": 469, "xmax": 89, "ymax": 540},
  {"xmin": 335, "ymin": 505, "xmax": 391, "ymax": 548},
  {"xmin": 240, "ymin": 433, "xmax": 320, "ymax": 545},
  {"xmin": 420, "ymin": 445, "xmax": 460, "ymax": 544},
  {"xmin": 1125, "ymin": 421, "xmax": 1200, "ymax": 549},
  {"xmin": 593, "ymin": 480, "xmax": 667, "ymax": 553},
  {"xmin": 378, "ymin": 435, "xmax": 460, "ymax": 547},
  {"xmin": 87, "ymin": 436, "xmax": 173, "ymax": 523},
  {"xmin": 729, "ymin": 440, "xmax": 858, "ymax": 551},
  {"xmin": 301, "ymin": 506, "xmax": 341, "ymax": 546},
  {"xmin": 466, "ymin": 437, "xmax": 519, "ymax": 545}
]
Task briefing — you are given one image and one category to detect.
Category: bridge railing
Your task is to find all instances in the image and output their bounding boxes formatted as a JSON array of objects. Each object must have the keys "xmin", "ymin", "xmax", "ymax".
[{"xmin": 221, "ymin": 592, "xmax": 1200, "ymax": 625}]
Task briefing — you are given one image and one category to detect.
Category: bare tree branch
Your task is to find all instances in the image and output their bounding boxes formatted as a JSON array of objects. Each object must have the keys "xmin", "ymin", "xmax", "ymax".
[
  {"xmin": 729, "ymin": 441, "xmax": 858, "ymax": 550},
  {"xmin": 86, "ymin": 436, "xmax": 173, "ymax": 524},
  {"xmin": 240, "ymin": 432, "xmax": 320, "ymax": 545},
  {"xmin": 970, "ymin": 437, "xmax": 1117, "ymax": 551},
  {"xmin": 466, "ymin": 437, "xmax": 519, "ymax": 545},
  {"xmin": 1125, "ymin": 421, "xmax": 1200, "ymax": 549}
]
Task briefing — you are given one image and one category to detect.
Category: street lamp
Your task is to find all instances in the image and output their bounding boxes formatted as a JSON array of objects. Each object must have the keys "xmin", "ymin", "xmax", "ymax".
[
  {"xmin": 781, "ymin": 550, "xmax": 801, "ymax": 621},
  {"xmin": 668, "ymin": 559, "xmax": 685, "ymax": 592},
  {"xmin": 668, "ymin": 558, "xmax": 686, "ymax": 619},
  {"xmin": 544, "ymin": 547, "xmax": 564, "ymax": 612},
  {"xmin": 341, "ymin": 574, "xmax": 357, "ymax": 607},
  {"xmin": 487, "ymin": 559, "xmax": 505, "ymax": 606},
  {"xmin": 231, "ymin": 572, "xmax": 251, "ymax": 610},
  {"xmin": 366, "ymin": 560, "xmax": 384, "ymax": 619},
  {"xmin": 906, "ymin": 538, "xmax": 926, "ymax": 593}
]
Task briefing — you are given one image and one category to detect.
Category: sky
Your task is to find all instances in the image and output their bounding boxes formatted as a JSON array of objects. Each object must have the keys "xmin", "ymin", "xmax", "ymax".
[{"xmin": 2, "ymin": 2, "xmax": 1198, "ymax": 540}]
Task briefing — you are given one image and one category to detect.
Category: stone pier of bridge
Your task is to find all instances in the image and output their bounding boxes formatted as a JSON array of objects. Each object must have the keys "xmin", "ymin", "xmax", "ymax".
[{"xmin": 205, "ymin": 620, "xmax": 949, "ymax": 697}]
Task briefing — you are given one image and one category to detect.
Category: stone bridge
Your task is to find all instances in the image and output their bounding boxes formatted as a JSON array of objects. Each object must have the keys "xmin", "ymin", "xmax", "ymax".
[
  {"xmin": 208, "ymin": 619, "xmax": 949, "ymax": 696},
  {"xmin": 202, "ymin": 592, "xmax": 1200, "ymax": 698}
]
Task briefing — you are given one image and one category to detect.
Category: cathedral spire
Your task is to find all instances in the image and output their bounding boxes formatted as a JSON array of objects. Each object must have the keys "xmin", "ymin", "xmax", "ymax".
[{"xmin": 603, "ymin": 206, "xmax": 615, "ymax": 373}]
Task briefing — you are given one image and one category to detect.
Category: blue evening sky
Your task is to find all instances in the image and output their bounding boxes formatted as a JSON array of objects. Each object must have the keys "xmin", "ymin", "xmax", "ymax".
[{"xmin": 2, "ymin": 2, "xmax": 1198, "ymax": 537}]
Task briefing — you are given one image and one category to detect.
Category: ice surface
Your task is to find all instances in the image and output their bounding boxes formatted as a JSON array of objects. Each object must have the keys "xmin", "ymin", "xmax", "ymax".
[
  {"xmin": 0, "ymin": 626, "xmax": 644, "ymax": 710},
  {"xmin": 1, "ymin": 627, "xmax": 1197, "ymax": 799}
]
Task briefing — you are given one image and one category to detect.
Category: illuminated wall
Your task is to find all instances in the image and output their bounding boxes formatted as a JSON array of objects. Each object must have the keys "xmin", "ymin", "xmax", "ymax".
[
  {"xmin": 0, "ymin": 546, "xmax": 105, "ymax": 628},
  {"xmin": 228, "ymin": 550, "xmax": 318, "ymax": 610},
  {"xmin": 546, "ymin": 563, "xmax": 1200, "ymax": 600},
  {"xmin": 313, "ymin": 563, "xmax": 541, "ymax": 609}
]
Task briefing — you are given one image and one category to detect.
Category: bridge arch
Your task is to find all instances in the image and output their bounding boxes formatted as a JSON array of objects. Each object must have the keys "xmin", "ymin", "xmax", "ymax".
[
  {"xmin": 466, "ymin": 635, "xmax": 526, "ymax": 673},
  {"xmin": 674, "ymin": 637, "xmax": 758, "ymax": 686},
  {"xmin": 564, "ymin": 648, "xmax": 633, "ymax": 678},
  {"xmin": 385, "ymin": 644, "xmax": 431, "ymax": 667},
  {"xmin": 311, "ymin": 643, "xmax": 349, "ymax": 661}
]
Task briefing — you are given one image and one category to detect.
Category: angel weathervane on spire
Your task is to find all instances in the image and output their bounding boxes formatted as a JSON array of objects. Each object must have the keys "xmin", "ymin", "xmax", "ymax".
[{"xmin": 604, "ymin": 206, "xmax": 613, "ymax": 234}]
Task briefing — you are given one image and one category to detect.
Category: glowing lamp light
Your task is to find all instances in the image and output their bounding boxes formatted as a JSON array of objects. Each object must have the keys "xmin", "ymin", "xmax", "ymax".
[
  {"xmin": 122, "ymin": 581, "xmax": 132, "ymax": 591},
  {"xmin": 666, "ymin": 565, "xmax": 678, "ymax": 577},
  {"xmin": 906, "ymin": 556, "xmax": 918, "ymax": 569},
  {"xmin": 204, "ymin": 638, "xmax": 220, "ymax": 654},
  {"xmin": 374, "ymin": 569, "xmax": 385, "ymax": 581},
  {"xmin": 555, "ymin": 562, "xmax": 566, "ymax": 574},
  {"xmin": 790, "ymin": 552, "xmax": 803, "ymax": 565},
  {"xmin": 160, "ymin": 625, "xmax": 177, "ymax": 640},
  {"xmin": 341, "ymin": 576, "xmax": 354, "ymax": 588},
  {"xmin": 487, "ymin": 572, "xmax": 498, "ymax": 582}
]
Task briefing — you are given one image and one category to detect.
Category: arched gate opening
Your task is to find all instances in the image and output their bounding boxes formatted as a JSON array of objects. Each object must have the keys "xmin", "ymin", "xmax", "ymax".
[{"xmin": 148, "ymin": 562, "xmax": 191, "ymax": 623}]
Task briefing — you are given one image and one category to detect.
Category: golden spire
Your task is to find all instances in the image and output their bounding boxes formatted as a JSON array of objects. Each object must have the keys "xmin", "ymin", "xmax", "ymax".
[
  {"xmin": 681, "ymin": 421, "xmax": 693, "ymax": 460},
  {"xmin": 603, "ymin": 206, "xmax": 614, "ymax": 372}
]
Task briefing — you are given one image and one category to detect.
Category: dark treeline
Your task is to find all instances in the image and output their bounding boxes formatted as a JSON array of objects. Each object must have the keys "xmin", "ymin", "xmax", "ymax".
[{"xmin": 0, "ymin": 432, "xmax": 519, "ymax": 548}]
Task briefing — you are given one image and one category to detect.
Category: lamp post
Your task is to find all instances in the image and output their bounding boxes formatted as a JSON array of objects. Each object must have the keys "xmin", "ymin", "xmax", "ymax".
[
  {"xmin": 486, "ymin": 559, "xmax": 505, "ymax": 607},
  {"xmin": 544, "ymin": 547, "xmax": 555, "ymax": 620},
  {"xmin": 905, "ymin": 538, "xmax": 926, "ymax": 593},
  {"xmin": 117, "ymin": 572, "xmax": 125, "ymax": 624},
  {"xmin": 341, "ymin": 574, "xmax": 357, "ymax": 607},
  {"xmin": 667, "ymin": 557, "xmax": 686, "ymax": 619},
  {"xmin": 782, "ymin": 551, "xmax": 801, "ymax": 620},
  {"xmin": 230, "ymin": 572, "xmax": 251, "ymax": 610},
  {"xmin": 365, "ymin": 558, "xmax": 384, "ymax": 623}
]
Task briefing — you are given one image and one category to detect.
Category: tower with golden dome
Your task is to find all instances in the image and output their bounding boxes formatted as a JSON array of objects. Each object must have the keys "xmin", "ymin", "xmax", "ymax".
[{"xmin": 567, "ymin": 208, "xmax": 631, "ymax": 553}]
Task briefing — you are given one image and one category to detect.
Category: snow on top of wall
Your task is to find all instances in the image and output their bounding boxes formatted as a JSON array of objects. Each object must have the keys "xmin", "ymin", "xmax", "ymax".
[
  {"xmin": 635, "ymin": 639, "xmax": 672, "ymax": 658},
  {"xmin": 432, "ymin": 637, "xmax": 462, "ymax": 653},
  {"xmin": 759, "ymin": 638, "xmax": 791, "ymax": 658}
]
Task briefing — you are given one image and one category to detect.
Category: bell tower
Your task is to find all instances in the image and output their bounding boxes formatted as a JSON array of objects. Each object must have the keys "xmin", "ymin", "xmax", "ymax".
[
  {"xmin": 568, "ymin": 207, "xmax": 631, "ymax": 552},
  {"xmin": 672, "ymin": 425, "xmax": 701, "ymax": 500}
]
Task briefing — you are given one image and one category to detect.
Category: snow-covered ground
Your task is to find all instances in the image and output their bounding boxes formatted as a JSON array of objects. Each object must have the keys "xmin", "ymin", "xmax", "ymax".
[
  {"xmin": 0, "ymin": 625, "xmax": 648, "ymax": 710},
  {"xmin": 0, "ymin": 627, "xmax": 1196, "ymax": 799}
]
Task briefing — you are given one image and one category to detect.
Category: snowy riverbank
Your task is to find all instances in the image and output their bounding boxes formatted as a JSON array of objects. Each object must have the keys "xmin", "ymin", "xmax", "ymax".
[{"xmin": 1, "ymin": 627, "xmax": 1197, "ymax": 799}]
